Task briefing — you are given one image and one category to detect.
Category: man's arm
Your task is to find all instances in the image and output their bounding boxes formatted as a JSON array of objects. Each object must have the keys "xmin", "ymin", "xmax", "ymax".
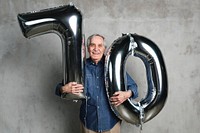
[
  {"xmin": 110, "ymin": 73, "xmax": 138, "ymax": 106},
  {"xmin": 126, "ymin": 73, "xmax": 138, "ymax": 99}
]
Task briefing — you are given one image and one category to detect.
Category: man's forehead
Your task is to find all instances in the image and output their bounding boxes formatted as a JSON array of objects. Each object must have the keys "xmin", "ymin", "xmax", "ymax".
[
  {"xmin": 90, "ymin": 42, "xmax": 104, "ymax": 45},
  {"xmin": 90, "ymin": 38, "xmax": 103, "ymax": 44},
  {"xmin": 91, "ymin": 36, "xmax": 104, "ymax": 41}
]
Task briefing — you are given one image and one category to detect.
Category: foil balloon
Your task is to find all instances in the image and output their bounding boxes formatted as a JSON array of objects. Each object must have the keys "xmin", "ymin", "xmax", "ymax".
[
  {"xmin": 105, "ymin": 33, "xmax": 168, "ymax": 125},
  {"xmin": 17, "ymin": 4, "xmax": 85, "ymax": 100}
]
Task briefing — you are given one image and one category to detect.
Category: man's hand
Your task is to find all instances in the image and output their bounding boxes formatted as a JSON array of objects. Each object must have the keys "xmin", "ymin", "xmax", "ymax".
[
  {"xmin": 61, "ymin": 82, "xmax": 84, "ymax": 95},
  {"xmin": 110, "ymin": 90, "xmax": 132, "ymax": 106}
]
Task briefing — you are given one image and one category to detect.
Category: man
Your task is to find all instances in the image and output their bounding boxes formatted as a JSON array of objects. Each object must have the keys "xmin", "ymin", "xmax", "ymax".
[{"xmin": 55, "ymin": 34, "xmax": 138, "ymax": 133}]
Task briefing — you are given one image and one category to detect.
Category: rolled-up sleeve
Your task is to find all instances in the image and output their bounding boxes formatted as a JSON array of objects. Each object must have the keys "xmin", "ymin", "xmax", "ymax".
[
  {"xmin": 126, "ymin": 73, "xmax": 138, "ymax": 99},
  {"xmin": 55, "ymin": 82, "xmax": 63, "ymax": 97}
]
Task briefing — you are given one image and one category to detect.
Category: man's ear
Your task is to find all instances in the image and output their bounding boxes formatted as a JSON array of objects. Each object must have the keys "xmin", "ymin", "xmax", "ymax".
[
  {"xmin": 103, "ymin": 46, "xmax": 108, "ymax": 55},
  {"xmin": 87, "ymin": 45, "xmax": 90, "ymax": 52}
]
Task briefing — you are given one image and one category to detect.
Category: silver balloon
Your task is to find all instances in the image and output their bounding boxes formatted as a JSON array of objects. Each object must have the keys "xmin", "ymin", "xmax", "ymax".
[
  {"xmin": 17, "ymin": 4, "xmax": 85, "ymax": 100},
  {"xmin": 105, "ymin": 33, "xmax": 168, "ymax": 125}
]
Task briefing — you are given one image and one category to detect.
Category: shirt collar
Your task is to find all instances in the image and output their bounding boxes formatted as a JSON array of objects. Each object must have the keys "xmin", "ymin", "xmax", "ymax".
[{"xmin": 87, "ymin": 56, "xmax": 105, "ymax": 66}]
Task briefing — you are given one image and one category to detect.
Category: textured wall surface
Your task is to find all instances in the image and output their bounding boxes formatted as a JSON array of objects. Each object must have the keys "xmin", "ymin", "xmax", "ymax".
[{"xmin": 0, "ymin": 0, "xmax": 200, "ymax": 133}]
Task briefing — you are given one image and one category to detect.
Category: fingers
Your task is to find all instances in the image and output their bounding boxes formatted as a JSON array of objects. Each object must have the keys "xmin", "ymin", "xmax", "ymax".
[
  {"xmin": 115, "ymin": 102, "xmax": 122, "ymax": 107},
  {"xmin": 110, "ymin": 91, "xmax": 127, "ymax": 106},
  {"xmin": 110, "ymin": 100, "xmax": 123, "ymax": 107},
  {"xmin": 71, "ymin": 84, "xmax": 84, "ymax": 94},
  {"xmin": 110, "ymin": 96, "xmax": 121, "ymax": 106},
  {"xmin": 62, "ymin": 82, "xmax": 84, "ymax": 94},
  {"xmin": 112, "ymin": 91, "xmax": 120, "ymax": 96}
]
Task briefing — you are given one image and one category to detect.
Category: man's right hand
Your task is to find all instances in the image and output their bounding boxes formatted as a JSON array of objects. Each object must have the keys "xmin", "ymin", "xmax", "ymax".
[{"xmin": 61, "ymin": 82, "xmax": 84, "ymax": 95}]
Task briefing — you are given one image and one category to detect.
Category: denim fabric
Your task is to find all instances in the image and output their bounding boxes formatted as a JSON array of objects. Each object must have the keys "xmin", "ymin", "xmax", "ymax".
[{"xmin": 55, "ymin": 57, "xmax": 138, "ymax": 132}]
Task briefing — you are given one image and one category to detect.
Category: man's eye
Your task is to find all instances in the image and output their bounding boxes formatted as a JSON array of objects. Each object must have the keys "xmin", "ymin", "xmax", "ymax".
[
  {"xmin": 98, "ymin": 44, "xmax": 103, "ymax": 47},
  {"xmin": 90, "ymin": 43, "xmax": 95, "ymax": 46}
]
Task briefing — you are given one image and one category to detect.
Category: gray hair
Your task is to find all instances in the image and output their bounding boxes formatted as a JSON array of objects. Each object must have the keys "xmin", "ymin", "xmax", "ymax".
[{"xmin": 87, "ymin": 34, "xmax": 106, "ymax": 47}]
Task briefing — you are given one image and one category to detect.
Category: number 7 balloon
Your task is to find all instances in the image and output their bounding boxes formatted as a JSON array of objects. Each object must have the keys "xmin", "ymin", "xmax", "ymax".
[{"xmin": 17, "ymin": 4, "xmax": 85, "ymax": 100}]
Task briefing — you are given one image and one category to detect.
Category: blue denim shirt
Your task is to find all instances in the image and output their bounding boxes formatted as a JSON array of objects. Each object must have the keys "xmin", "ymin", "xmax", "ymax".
[{"xmin": 55, "ymin": 57, "xmax": 138, "ymax": 132}]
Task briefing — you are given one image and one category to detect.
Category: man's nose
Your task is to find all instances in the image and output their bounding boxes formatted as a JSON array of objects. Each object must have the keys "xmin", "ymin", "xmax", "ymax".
[{"xmin": 94, "ymin": 45, "xmax": 98, "ymax": 50}]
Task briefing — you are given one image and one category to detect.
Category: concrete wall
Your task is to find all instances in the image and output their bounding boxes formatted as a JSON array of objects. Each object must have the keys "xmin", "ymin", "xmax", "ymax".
[{"xmin": 0, "ymin": 0, "xmax": 200, "ymax": 133}]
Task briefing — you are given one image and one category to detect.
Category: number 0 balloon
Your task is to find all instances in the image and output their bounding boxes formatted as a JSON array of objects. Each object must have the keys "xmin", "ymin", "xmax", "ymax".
[
  {"xmin": 105, "ymin": 33, "xmax": 168, "ymax": 125},
  {"xmin": 17, "ymin": 4, "xmax": 85, "ymax": 100}
]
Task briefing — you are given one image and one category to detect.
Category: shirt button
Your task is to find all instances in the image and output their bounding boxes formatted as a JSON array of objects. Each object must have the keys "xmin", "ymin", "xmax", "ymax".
[
  {"xmin": 97, "ymin": 86, "xmax": 99, "ymax": 88},
  {"xmin": 97, "ymin": 76, "xmax": 99, "ymax": 79}
]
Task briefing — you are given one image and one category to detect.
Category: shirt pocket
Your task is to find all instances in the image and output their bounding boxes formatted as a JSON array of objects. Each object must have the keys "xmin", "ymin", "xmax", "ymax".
[{"xmin": 85, "ymin": 74, "xmax": 94, "ymax": 96}]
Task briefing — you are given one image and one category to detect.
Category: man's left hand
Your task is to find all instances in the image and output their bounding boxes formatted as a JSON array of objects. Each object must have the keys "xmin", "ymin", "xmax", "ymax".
[{"xmin": 110, "ymin": 90, "xmax": 132, "ymax": 106}]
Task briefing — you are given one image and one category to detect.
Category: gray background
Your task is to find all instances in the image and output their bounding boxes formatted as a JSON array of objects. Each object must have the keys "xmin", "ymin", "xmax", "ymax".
[{"xmin": 0, "ymin": 0, "xmax": 200, "ymax": 133}]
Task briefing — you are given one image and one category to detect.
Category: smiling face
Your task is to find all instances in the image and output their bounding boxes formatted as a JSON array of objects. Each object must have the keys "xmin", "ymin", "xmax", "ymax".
[{"xmin": 88, "ymin": 35, "xmax": 106, "ymax": 64}]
